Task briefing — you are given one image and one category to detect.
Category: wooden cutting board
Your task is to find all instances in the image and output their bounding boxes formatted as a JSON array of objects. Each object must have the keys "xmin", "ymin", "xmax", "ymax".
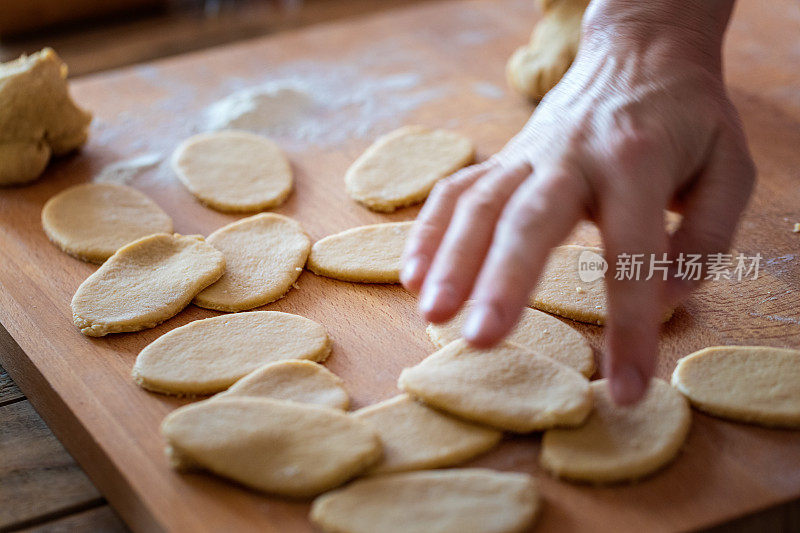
[{"xmin": 2, "ymin": 0, "xmax": 800, "ymax": 531}]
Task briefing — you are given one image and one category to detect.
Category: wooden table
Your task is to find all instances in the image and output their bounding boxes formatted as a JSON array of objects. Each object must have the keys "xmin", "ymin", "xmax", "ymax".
[{"xmin": 1, "ymin": 0, "xmax": 799, "ymax": 531}]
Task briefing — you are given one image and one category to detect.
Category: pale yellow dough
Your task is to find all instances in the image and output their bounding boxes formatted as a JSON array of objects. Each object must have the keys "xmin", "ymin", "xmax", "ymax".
[
  {"xmin": 540, "ymin": 378, "xmax": 691, "ymax": 483},
  {"xmin": 530, "ymin": 245, "xmax": 607, "ymax": 325},
  {"xmin": 219, "ymin": 360, "xmax": 349, "ymax": 410},
  {"xmin": 399, "ymin": 339, "xmax": 592, "ymax": 432},
  {"xmin": 41, "ymin": 183, "xmax": 173, "ymax": 263},
  {"xmin": 310, "ymin": 468, "xmax": 539, "ymax": 533},
  {"xmin": 427, "ymin": 302, "xmax": 594, "ymax": 376},
  {"xmin": 171, "ymin": 130, "xmax": 292, "ymax": 212},
  {"xmin": 672, "ymin": 345, "xmax": 800, "ymax": 428},
  {"xmin": 345, "ymin": 126, "xmax": 474, "ymax": 212},
  {"xmin": 0, "ymin": 48, "xmax": 92, "ymax": 185},
  {"xmin": 353, "ymin": 394, "xmax": 502, "ymax": 474},
  {"xmin": 308, "ymin": 222, "xmax": 413, "ymax": 283},
  {"xmin": 193, "ymin": 213, "xmax": 310, "ymax": 312},
  {"xmin": 161, "ymin": 397, "xmax": 381, "ymax": 498},
  {"xmin": 506, "ymin": 0, "xmax": 589, "ymax": 101},
  {"xmin": 132, "ymin": 311, "xmax": 331, "ymax": 396},
  {"xmin": 71, "ymin": 233, "xmax": 224, "ymax": 336},
  {"xmin": 531, "ymin": 245, "xmax": 673, "ymax": 325}
]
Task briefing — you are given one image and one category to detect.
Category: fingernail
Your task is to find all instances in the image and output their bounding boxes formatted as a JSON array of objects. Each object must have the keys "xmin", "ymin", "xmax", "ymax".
[
  {"xmin": 463, "ymin": 305, "xmax": 500, "ymax": 346},
  {"xmin": 419, "ymin": 283, "xmax": 456, "ymax": 318},
  {"xmin": 401, "ymin": 256, "xmax": 423, "ymax": 288},
  {"xmin": 610, "ymin": 364, "xmax": 647, "ymax": 405}
]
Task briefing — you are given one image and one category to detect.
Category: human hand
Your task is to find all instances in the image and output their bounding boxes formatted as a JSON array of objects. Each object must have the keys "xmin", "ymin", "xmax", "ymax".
[{"xmin": 401, "ymin": 0, "xmax": 755, "ymax": 404}]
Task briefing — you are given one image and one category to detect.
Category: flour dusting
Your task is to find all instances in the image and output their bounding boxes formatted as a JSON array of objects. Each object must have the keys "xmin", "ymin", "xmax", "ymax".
[
  {"xmin": 93, "ymin": 153, "xmax": 162, "ymax": 185},
  {"xmin": 204, "ymin": 66, "xmax": 449, "ymax": 149},
  {"xmin": 472, "ymin": 81, "xmax": 505, "ymax": 100}
]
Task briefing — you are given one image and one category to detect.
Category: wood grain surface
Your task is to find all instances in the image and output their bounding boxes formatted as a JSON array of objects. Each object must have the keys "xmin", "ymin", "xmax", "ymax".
[{"xmin": 0, "ymin": 0, "xmax": 799, "ymax": 531}]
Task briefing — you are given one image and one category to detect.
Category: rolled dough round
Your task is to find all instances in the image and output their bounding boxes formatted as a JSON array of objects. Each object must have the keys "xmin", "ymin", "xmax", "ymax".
[
  {"xmin": 133, "ymin": 311, "xmax": 331, "ymax": 396},
  {"xmin": 353, "ymin": 394, "xmax": 501, "ymax": 474},
  {"xmin": 161, "ymin": 397, "xmax": 381, "ymax": 498},
  {"xmin": 398, "ymin": 339, "xmax": 592, "ymax": 432},
  {"xmin": 672, "ymin": 345, "xmax": 800, "ymax": 428},
  {"xmin": 220, "ymin": 360, "xmax": 349, "ymax": 410},
  {"xmin": 540, "ymin": 378, "xmax": 691, "ymax": 483},
  {"xmin": 71, "ymin": 233, "xmax": 225, "ymax": 336},
  {"xmin": 307, "ymin": 221, "xmax": 413, "ymax": 283},
  {"xmin": 345, "ymin": 125, "xmax": 475, "ymax": 212},
  {"xmin": 193, "ymin": 213, "xmax": 310, "ymax": 312},
  {"xmin": 171, "ymin": 130, "xmax": 292, "ymax": 212},
  {"xmin": 42, "ymin": 183, "xmax": 173, "ymax": 263},
  {"xmin": 310, "ymin": 468, "xmax": 539, "ymax": 533},
  {"xmin": 427, "ymin": 303, "xmax": 594, "ymax": 377}
]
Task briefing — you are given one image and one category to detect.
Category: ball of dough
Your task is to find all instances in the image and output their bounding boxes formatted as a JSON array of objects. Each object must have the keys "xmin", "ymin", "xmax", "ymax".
[{"xmin": 0, "ymin": 48, "xmax": 92, "ymax": 185}]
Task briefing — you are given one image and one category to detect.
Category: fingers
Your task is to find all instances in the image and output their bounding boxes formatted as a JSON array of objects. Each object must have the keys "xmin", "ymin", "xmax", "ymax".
[
  {"xmin": 401, "ymin": 162, "xmax": 493, "ymax": 293},
  {"xmin": 665, "ymin": 135, "xmax": 756, "ymax": 305},
  {"xmin": 600, "ymin": 187, "xmax": 669, "ymax": 405},
  {"xmin": 417, "ymin": 162, "xmax": 533, "ymax": 323},
  {"xmin": 463, "ymin": 166, "xmax": 589, "ymax": 347}
]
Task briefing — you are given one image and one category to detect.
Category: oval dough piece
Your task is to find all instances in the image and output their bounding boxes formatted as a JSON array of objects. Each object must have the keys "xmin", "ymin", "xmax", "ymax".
[
  {"xmin": 193, "ymin": 213, "xmax": 310, "ymax": 312},
  {"xmin": 310, "ymin": 468, "xmax": 539, "ymax": 533},
  {"xmin": 41, "ymin": 183, "xmax": 173, "ymax": 263},
  {"xmin": 308, "ymin": 222, "xmax": 413, "ymax": 283},
  {"xmin": 161, "ymin": 397, "xmax": 382, "ymax": 498},
  {"xmin": 398, "ymin": 339, "xmax": 592, "ymax": 432},
  {"xmin": 427, "ymin": 303, "xmax": 594, "ymax": 377},
  {"xmin": 345, "ymin": 126, "xmax": 475, "ymax": 212},
  {"xmin": 540, "ymin": 378, "xmax": 691, "ymax": 483},
  {"xmin": 220, "ymin": 360, "xmax": 349, "ymax": 410},
  {"xmin": 672, "ymin": 345, "xmax": 800, "ymax": 428},
  {"xmin": 530, "ymin": 245, "xmax": 673, "ymax": 325},
  {"xmin": 133, "ymin": 311, "xmax": 331, "ymax": 396},
  {"xmin": 71, "ymin": 233, "xmax": 225, "ymax": 337},
  {"xmin": 171, "ymin": 130, "xmax": 292, "ymax": 212},
  {"xmin": 353, "ymin": 394, "xmax": 501, "ymax": 474}
]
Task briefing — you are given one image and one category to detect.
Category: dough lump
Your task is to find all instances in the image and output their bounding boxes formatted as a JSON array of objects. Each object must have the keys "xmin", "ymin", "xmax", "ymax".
[{"xmin": 0, "ymin": 48, "xmax": 92, "ymax": 185}]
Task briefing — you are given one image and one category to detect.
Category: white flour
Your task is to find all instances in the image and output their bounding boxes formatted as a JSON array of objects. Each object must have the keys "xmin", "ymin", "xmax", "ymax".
[
  {"xmin": 204, "ymin": 65, "xmax": 449, "ymax": 149},
  {"xmin": 93, "ymin": 153, "xmax": 162, "ymax": 185}
]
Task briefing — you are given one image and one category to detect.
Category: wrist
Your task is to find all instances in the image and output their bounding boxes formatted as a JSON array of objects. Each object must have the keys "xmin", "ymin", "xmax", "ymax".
[{"xmin": 581, "ymin": 0, "xmax": 735, "ymax": 72}]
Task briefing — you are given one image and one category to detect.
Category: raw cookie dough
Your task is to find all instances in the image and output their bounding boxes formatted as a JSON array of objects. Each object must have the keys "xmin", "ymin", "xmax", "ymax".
[
  {"xmin": 171, "ymin": 130, "xmax": 292, "ymax": 212},
  {"xmin": 353, "ymin": 394, "xmax": 502, "ymax": 474},
  {"xmin": 71, "ymin": 233, "xmax": 224, "ymax": 337},
  {"xmin": 0, "ymin": 48, "xmax": 92, "ymax": 185},
  {"xmin": 133, "ymin": 311, "xmax": 331, "ymax": 396},
  {"xmin": 530, "ymin": 244, "xmax": 674, "ymax": 325},
  {"xmin": 540, "ymin": 378, "xmax": 691, "ymax": 483},
  {"xmin": 219, "ymin": 360, "xmax": 349, "ymax": 410},
  {"xmin": 193, "ymin": 213, "xmax": 310, "ymax": 312},
  {"xmin": 672, "ymin": 346, "xmax": 800, "ymax": 428},
  {"xmin": 428, "ymin": 302, "xmax": 594, "ymax": 377},
  {"xmin": 345, "ymin": 126, "xmax": 475, "ymax": 212},
  {"xmin": 41, "ymin": 183, "xmax": 173, "ymax": 263},
  {"xmin": 530, "ymin": 245, "xmax": 607, "ymax": 325},
  {"xmin": 310, "ymin": 468, "xmax": 539, "ymax": 533},
  {"xmin": 399, "ymin": 339, "xmax": 592, "ymax": 432},
  {"xmin": 506, "ymin": 0, "xmax": 589, "ymax": 100},
  {"xmin": 161, "ymin": 397, "xmax": 382, "ymax": 498},
  {"xmin": 307, "ymin": 222, "xmax": 413, "ymax": 283}
]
